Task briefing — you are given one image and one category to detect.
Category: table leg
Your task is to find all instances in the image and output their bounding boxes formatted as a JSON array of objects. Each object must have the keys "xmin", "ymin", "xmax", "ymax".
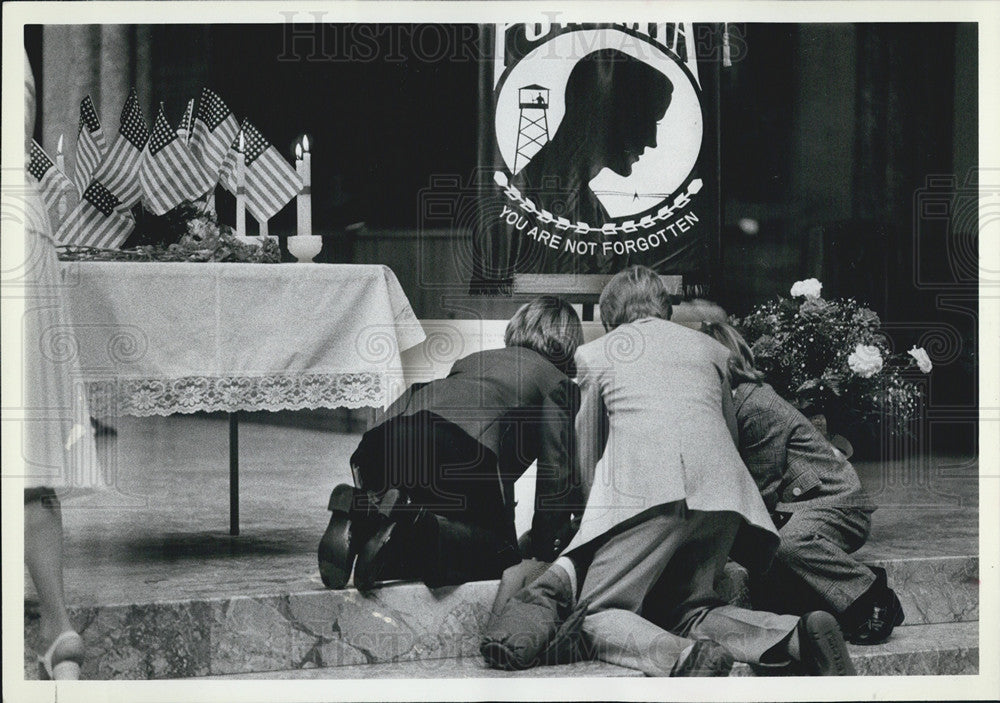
[{"xmin": 229, "ymin": 412, "xmax": 239, "ymax": 536}]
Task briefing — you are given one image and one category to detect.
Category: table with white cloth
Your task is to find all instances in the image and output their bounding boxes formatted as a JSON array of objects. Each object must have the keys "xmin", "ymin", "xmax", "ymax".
[{"xmin": 59, "ymin": 261, "xmax": 425, "ymax": 534}]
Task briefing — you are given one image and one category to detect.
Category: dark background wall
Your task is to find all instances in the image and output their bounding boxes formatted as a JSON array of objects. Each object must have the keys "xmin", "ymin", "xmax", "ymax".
[{"xmin": 27, "ymin": 22, "xmax": 979, "ymax": 454}]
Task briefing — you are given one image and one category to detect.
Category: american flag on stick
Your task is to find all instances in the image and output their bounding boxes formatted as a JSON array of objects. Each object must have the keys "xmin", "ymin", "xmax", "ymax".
[
  {"xmin": 27, "ymin": 140, "xmax": 78, "ymax": 227},
  {"xmin": 91, "ymin": 88, "xmax": 148, "ymax": 209},
  {"xmin": 177, "ymin": 97, "xmax": 195, "ymax": 142},
  {"xmin": 73, "ymin": 96, "xmax": 107, "ymax": 196},
  {"xmin": 139, "ymin": 104, "xmax": 215, "ymax": 215},
  {"xmin": 220, "ymin": 119, "xmax": 302, "ymax": 222},
  {"xmin": 55, "ymin": 180, "xmax": 135, "ymax": 249},
  {"xmin": 190, "ymin": 87, "xmax": 239, "ymax": 179}
]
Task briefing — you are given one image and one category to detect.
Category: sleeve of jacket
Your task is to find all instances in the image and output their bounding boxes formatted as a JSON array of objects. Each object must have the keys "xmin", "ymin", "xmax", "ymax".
[
  {"xmin": 738, "ymin": 390, "xmax": 791, "ymax": 513},
  {"xmin": 721, "ymin": 376, "xmax": 739, "ymax": 446},
  {"xmin": 529, "ymin": 377, "xmax": 583, "ymax": 561},
  {"xmin": 711, "ymin": 343, "xmax": 739, "ymax": 445},
  {"xmin": 573, "ymin": 353, "xmax": 608, "ymax": 504},
  {"xmin": 778, "ymin": 415, "xmax": 837, "ymax": 505}
]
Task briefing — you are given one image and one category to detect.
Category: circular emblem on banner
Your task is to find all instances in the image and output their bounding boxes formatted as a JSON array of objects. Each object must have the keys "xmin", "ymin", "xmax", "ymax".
[{"xmin": 494, "ymin": 27, "xmax": 703, "ymax": 221}]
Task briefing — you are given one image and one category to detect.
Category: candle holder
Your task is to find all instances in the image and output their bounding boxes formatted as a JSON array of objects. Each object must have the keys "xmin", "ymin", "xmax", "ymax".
[{"xmin": 287, "ymin": 234, "xmax": 323, "ymax": 263}]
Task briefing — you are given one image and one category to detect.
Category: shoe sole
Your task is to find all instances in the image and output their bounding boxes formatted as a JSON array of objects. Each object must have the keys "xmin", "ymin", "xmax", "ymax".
[
  {"xmin": 50, "ymin": 661, "xmax": 81, "ymax": 680},
  {"xmin": 318, "ymin": 557, "xmax": 351, "ymax": 589},
  {"xmin": 801, "ymin": 612, "xmax": 856, "ymax": 675},
  {"xmin": 353, "ymin": 520, "xmax": 395, "ymax": 591},
  {"xmin": 327, "ymin": 483, "xmax": 359, "ymax": 513},
  {"xmin": 318, "ymin": 512, "xmax": 353, "ymax": 589}
]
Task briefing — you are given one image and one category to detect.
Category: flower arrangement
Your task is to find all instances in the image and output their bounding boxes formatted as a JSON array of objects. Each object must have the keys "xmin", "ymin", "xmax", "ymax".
[
  {"xmin": 732, "ymin": 279, "xmax": 931, "ymax": 439},
  {"xmin": 58, "ymin": 199, "xmax": 280, "ymax": 263}
]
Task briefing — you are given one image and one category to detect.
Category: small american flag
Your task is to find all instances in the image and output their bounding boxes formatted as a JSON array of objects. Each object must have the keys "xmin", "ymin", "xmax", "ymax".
[
  {"xmin": 219, "ymin": 119, "xmax": 302, "ymax": 222},
  {"xmin": 190, "ymin": 87, "xmax": 239, "ymax": 179},
  {"xmin": 139, "ymin": 104, "xmax": 215, "ymax": 215},
  {"xmin": 27, "ymin": 140, "xmax": 78, "ymax": 227},
  {"xmin": 91, "ymin": 88, "xmax": 148, "ymax": 209},
  {"xmin": 177, "ymin": 98, "xmax": 195, "ymax": 142},
  {"xmin": 56, "ymin": 180, "xmax": 136, "ymax": 249},
  {"xmin": 74, "ymin": 96, "xmax": 108, "ymax": 197}
]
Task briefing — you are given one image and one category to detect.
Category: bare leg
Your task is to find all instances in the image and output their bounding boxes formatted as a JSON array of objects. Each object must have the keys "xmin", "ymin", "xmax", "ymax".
[{"xmin": 24, "ymin": 494, "xmax": 74, "ymax": 647}]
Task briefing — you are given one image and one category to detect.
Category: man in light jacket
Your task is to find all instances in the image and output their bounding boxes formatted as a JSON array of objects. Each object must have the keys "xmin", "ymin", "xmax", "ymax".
[{"xmin": 483, "ymin": 266, "xmax": 855, "ymax": 677}]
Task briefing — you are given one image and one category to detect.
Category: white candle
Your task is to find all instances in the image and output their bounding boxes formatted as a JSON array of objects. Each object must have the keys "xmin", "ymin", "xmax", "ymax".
[
  {"xmin": 259, "ymin": 219, "xmax": 268, "ymax": 237},
  {"xmin": 296, "ymin": 136, "xmax": 312, "ymax": 237},
  {"xmin": 235, "ymin": 131, "xmax": 246, "ymax": 237},
  {"xmin": 55, "ymin": 135, "xmax": 68, "ymax": 220}
]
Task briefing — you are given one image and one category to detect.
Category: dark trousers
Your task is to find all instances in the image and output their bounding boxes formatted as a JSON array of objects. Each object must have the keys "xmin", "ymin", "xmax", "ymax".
[
  {"xmin": 751, "ymin": 506, "xmax": 875, "ymax": 619},
  {"xmin": 352, "ymin": 411, "xmax": 521, "ymax": 587}
]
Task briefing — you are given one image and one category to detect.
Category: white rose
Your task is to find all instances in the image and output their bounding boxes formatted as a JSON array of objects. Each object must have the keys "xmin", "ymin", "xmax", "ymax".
[
  {"xmin": 847, "ymin": 344, "xmax": 883, "ymax": 378},
  {"xmin": 790, "ymin": 278, "xmax": 823, "ymax": 298},
  {"xmin": 908, "ymin": 346, "xmax": 933, "ymax": 373}
]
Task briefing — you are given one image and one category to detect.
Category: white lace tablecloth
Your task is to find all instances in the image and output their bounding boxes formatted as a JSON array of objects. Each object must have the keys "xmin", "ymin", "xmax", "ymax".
[{"xmin": 58, "ymin": 262, "xmax": 425, "ymax": 416}]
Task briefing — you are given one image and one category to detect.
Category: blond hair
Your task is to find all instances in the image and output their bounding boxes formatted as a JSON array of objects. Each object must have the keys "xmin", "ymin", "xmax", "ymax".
[
  {"xmin": 599, "ymin": 265, "xmax": 673, "ymax": 331},
  {"xmin": 505, "ymin": 296, "xmax": 584, "ymax": 376},
  {"xmin": 700, "ymin": 321, "xmax": 765, "ymax": 385}
]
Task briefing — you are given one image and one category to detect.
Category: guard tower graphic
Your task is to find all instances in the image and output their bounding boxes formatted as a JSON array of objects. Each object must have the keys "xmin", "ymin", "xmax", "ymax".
[{"xmin": 512, "ymin": 84, "xmax": 550, "ymax": 174}]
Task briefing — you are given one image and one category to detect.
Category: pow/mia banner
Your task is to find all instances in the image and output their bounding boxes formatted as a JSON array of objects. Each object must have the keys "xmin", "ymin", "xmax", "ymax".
[{"xmin": 470, "ymin": 23, "xmax": 721, "ymax": 294}]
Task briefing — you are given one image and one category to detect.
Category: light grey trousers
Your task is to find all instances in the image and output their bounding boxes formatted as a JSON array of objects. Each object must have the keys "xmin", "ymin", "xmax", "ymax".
[{"xmin": 566, "ymin": 502, "xmax": 800, "ymax": 676}]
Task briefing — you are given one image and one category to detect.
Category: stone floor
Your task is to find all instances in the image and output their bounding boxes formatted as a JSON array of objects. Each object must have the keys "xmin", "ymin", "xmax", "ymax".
[{"xmin": 28, "ymin": 411, "xmax": 979, "ymax": 608}]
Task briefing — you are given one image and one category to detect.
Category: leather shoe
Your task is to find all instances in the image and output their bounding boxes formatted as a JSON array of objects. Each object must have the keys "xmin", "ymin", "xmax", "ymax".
[
  {"xmin": 848, "ymin": 588, "xmax": 905, "ymax": 645},
  {"xmin": 797, "ymin": 611, "xmax": 856, "ymax": 675},
  {"xmin": 317, "ymin": 484, "xmax": 379, "ymax": 589},
  {"xmin": 352, "ymin": 489, "xmax": 422, "ymax": 591},
  {"xmin": 670, "ymin": 640, "xmax": 734, "ymax": 677}
]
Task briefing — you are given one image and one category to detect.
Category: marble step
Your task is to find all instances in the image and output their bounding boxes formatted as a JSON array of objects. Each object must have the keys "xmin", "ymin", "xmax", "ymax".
[
  {"xmin": 24, "ymin": 555, "xmax": 977, "ymax": 680},
  {"xmin": 733, "ymin": 621, "xmax": 978, "ymax": 676},
  {"xmin": 192, "ymin": 622, "xmax": 977, "ymax": 679},
  {"xmin": 195, "ymin": 657, "xmax": 643, "ymax": 679},
  {"xmin": 868, "ymin": 555, "xmax": 978, "ymax": 626}
]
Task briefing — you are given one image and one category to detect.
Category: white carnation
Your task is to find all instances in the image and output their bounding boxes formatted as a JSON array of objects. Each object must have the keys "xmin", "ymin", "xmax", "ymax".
[
  {"xmin": 908, "ymin": 346, "xmax": 933, "ymax": 373},
  {"xmin": 790, "ymin": 278, "xmax": 823, "ymax": 298},
  {"xmin": 848, "ymin": 344, "xmax": 883, "ymax": 378}
]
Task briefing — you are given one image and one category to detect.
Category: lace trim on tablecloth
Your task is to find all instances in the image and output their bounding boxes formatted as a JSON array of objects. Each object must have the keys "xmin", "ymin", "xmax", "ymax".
[{"xmin": 84, "ymin": 373, "xmax": 384, "ymax": 416}]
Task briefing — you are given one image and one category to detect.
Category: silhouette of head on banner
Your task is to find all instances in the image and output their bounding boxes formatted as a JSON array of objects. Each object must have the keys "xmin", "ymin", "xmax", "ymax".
[{"xmin": 513, "ymin": 49, "xmax": 673, "ymax": 226}]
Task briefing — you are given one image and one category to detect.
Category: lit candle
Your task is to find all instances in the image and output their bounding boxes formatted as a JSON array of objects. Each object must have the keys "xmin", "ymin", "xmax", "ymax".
[
  {"xmin": 56, "ymin": 134, "xmax": 65, "ymax": 173},
  {"xmin": 296, "ymin": 135, "xmax": 312, "ymax": 237},
  {"xmin": 235, "ymin": 131, "xmax": 246, "ymax": 237}
]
